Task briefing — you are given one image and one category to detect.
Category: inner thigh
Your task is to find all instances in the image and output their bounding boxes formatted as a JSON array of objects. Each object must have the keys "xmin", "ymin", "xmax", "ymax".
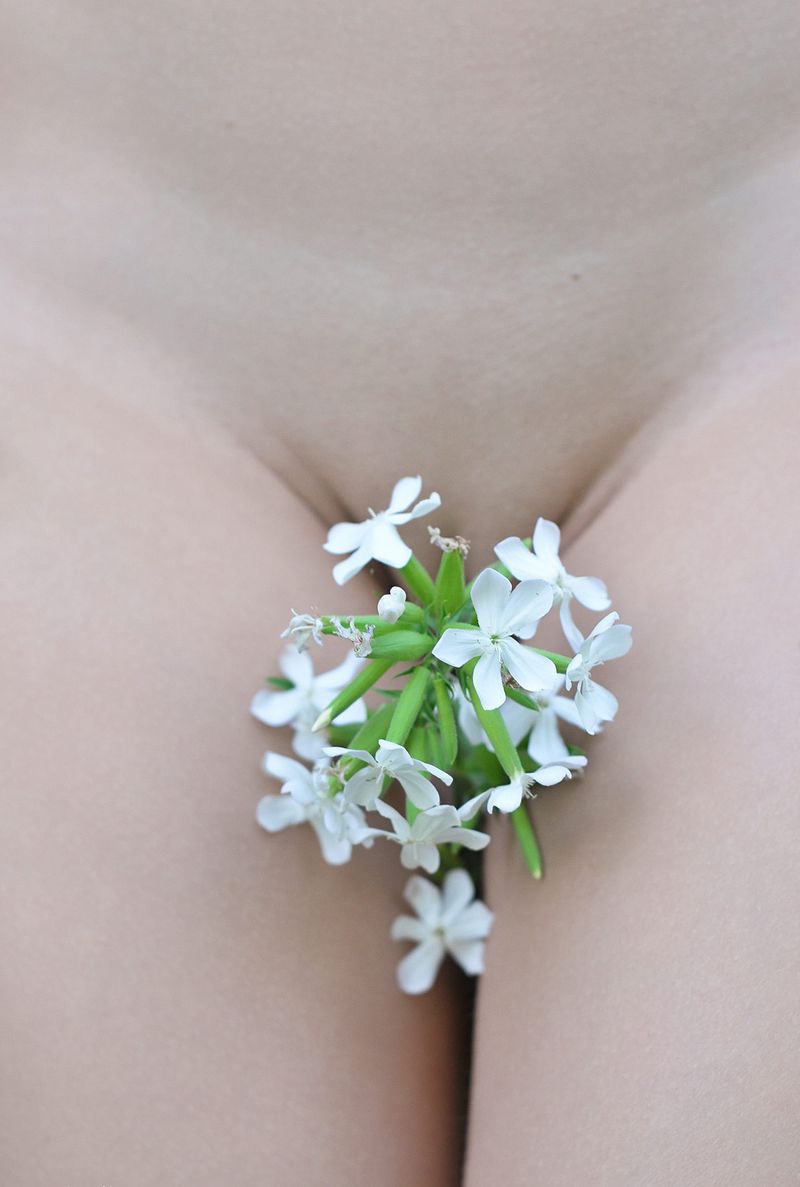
[
  {"xmin": 464, "ymin": 381, "xmax": 800, "ymax": 1185},
  {"xmin": 0, "ymin": 380, "xmax": 466, "ymax": 1186}
]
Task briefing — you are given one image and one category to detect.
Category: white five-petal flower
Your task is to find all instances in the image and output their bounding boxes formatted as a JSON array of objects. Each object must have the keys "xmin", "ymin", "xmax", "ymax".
[
  {"xmin": 324, "ymin": 739, "xmax": 451, "ymax": 811},
  {"xmin": 432, "ymin": 568, "xmax": 556, "ymax": 711},
  {"xmin": 377, "ymin": 585, "xmax": 407, "ymax": 623},
  {"xmin": 324, "ymin": 476, "xmax": 441, "ymax": 585},
  {"xmin": 495, "ymin": 518, "xmax": 611, "ymax": 652},
  {"xmin": 391, "ymin": 870, "xmax": 494, "ymax": 994},
  {"xmin": 369, "ymin": 793, "xmax": 491, "ymax": 873},
  {"xmin": 485, "ymin": 755, "xmax": 588, "ymax": 813},
  {"xmin": 565, "ymin": 611, "xmax": 633, "ymax": 734},
  {"xmin": 251, "ymin": 647, "xmax": 366, "ymax": 761},
  {"xmin": 256, "ymin": 753, "xmax": 370, "ymax": 865}
]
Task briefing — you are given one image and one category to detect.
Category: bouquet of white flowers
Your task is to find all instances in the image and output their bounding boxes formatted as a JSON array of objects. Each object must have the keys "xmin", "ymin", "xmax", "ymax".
[{"xmin": 251, "ymin": 477, "xmax": 632, "ymax": 993}]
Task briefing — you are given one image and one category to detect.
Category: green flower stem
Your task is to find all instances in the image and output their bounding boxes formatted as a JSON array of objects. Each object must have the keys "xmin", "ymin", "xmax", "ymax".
[
  {"xmin": 531, "ymin": 648, "xmax": 572, "ymax": 674},
  {"xmin": 399, "ymin": 554, "xmax": 436, "ymax": 603},
  {"xmin": 511, "ymin": 806, "xmax": 543, "ymax": 879},
  {"xmin": 368, "ymin": 632, "xmax": 434, "ymax": 662},
  {"xmin": 384, "ymin": 664, "xmax": 432, "ymax": 748},
  {"xmin": 312, "ymin": 657, "xmax": 395, "ymax": 731},
  {"xmin": 433, "ymin": 675, "xmax": 458, "ymax": 766},
  {"xmin": 464, "ymin": 668, "xmax": 524, "ymax": 781}
]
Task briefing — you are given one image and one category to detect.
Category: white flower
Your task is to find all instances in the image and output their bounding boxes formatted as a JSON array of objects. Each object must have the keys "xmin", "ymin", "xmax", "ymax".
[
  {"xmin": 331, "ymin": 616, "xmax": 375, "ymax": 658},
  {"xmin": 391, "ymin": 870, "xmax": 494, "ymax": 994},
  {"xmin": 256, "ymin": 753, "xmax": 370, "ymax": 865},
  {"xmin": 455, "ymin": 677, "xmax": 587, "ymax": 765},
  {"xmin": 565, "ymin": 611, "xmax": 633, "ymax": 734},
  {"xmin": 495, "ymin": 518, "xmax": 611, "ymax": 652},
  {"xmin": 432, "ymin": 568, "xmax": 556, "ymax": 711},
  {"xmin": 280, "ymin": 612, "xmax": 324, "ymax": 652},
  {"xmin": 251, "ymin": 647, "xmax": 366, "ymax": 761},
  {"xmin": 377, "ymin": 585, "xmax": 407, "ymax": 623},
  {"xmin": 485, "ymin": 756, "xmax": 588, "ymax": 813},
  {"xmin": 324, "ymin": 739, "xmax": 452, "ymax": 811},
  {"xmin": 323, "ymin": 475, "xmax": 441, "ymax": 585},
  {"xmin": 369, "ymin": 793, "xmax": 491, "ymax": 873}
]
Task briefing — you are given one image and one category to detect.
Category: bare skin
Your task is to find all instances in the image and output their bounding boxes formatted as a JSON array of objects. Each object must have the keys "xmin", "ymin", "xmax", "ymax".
[{"xmin": 2, "ymin": 0, "xmax": 800, "ymax": 1182}]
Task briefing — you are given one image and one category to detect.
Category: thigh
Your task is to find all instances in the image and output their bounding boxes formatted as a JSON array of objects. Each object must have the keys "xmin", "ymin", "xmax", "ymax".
[
  {"xmin": 464, "ymin": 381, "xmax": 800, "ymax": 1185},
  {"xmin": 0, "ymin": 380, "xmax": 464, "ymax": 1185}
]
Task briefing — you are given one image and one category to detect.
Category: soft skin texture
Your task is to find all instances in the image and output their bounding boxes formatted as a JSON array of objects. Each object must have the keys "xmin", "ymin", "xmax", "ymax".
[{"xmin": 3, "ymin": 0, "xmax": 800, "ymax": 1182}]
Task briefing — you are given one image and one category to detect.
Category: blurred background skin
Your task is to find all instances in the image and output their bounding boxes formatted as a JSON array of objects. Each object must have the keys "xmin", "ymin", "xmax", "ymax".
[{"xmin": 2, "ymin": 1, "xmax": 800, "ymax": 1184}]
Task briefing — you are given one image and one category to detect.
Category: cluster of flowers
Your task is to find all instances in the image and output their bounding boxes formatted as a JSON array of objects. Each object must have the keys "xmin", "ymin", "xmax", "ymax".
[{"xmin": 252, "ymin": 477, "xmax": 632, "ymax": 994}]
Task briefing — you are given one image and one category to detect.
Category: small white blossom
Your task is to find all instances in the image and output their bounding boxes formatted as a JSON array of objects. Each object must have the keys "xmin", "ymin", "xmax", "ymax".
[
  {"xmin": 280, "ymin": 612, "xmax": 324, "ymax": 652},
  {"xmin": 256, "ymin": 753, "xmax": 371, "ymax": 865},
  {"xmin": 251, "ymin": 647, "xmax": 366, "ymax": 761},
  {"xmin": 377, "ymin": 586, "xmax": 407, "ymax": 623},
  {"xmin": 331, "ymin": 616, "xmax": 375, "ymax": 658},
  {"xmin": 432, "ymin": 568, "xmax": 556, "ymax": 711},
  {"xmin": 485, "ymin": 756, "xmax": 588, "ymax": 813},
  {"xmin": 565, "ymin": 611, "xmax": 633, "ymax": 734},
  {"xmin": 324, "ymin": 739, "xmax": 452, "ymax": 811},
  {"xmin": 391, "ymin": 870, "xmax": 494, "ymax": 994},
  {"xmin": 369, "ymin": 793, "xmax": 491, "ymax": 873},
  {"xmin": 495, "ymin": 518, "xmax": 611, "ymax": 652},
  {"xmin": 323, "ymin": 476, "xmax": 441, "ymax": 585}
]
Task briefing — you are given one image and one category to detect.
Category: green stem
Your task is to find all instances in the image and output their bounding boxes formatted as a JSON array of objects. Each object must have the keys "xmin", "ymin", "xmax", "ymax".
[
  {"xmin": 511, "ymin": 806, "xmax": 543, "ymax": 878},
  {"xmin": 384, "ymin": 664, "xmax": 432, "ymax": 748},
  {"xmin": 312, "ymin": 658, "xmax": 394, "ymax": 731},
  {"xmin": 399, "ymin": 554, "xmax": 436, "ymax": 603}
]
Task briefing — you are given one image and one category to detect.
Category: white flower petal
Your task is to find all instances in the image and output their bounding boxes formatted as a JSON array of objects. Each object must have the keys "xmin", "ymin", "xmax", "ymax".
[
  {"xmin": 552, "ymin": 694, "xmax": 584, "ymax": 729},
  {"xmin": 262, "ymin": 751, "xmax": 310, "ymax": 785},
  {"xmin": 331, "ymin": 542, "xmax": 375, "ymax": 585},
  {"xmin": 473, "ymin": 649, "xmax": 506, "ymax": 711},
  {"xmin": 487, "ymin": 779, "xmax": 524, "ymax": 813},
  {"xmin": 558, "ymin": 598, "xmax": 585, "ymax": 654},
  {"xmin": 432, "ymin": 626, "xmax": 484, "ymax": 668},
  {"xmin": 470, "ymin": 568, "xmax": 512, "ymax": 635},
  {"xmin": 447, "ymin": 938, "xmax": 486, "ymax": 976},
  {"xmin": 533, "ymin": 517, "xmax": 561, "ymax": 559},
  {"xmin": 369, "ymin": 519, "xmax": 413, "ymax": 569},
  {"xmin": 530, "ymin": 762, "xmax": 576, "ymax": 786},
  {"xmin": 391, "ymin": 491, "xmax": 441, "ymax": 524},
  {"xmin": 458, "ymin": 790, "xmax": 490, "ymax": 821},
  {"xmin": 448, "ymin": 828, "xmax": 491, "ymax": 851},
  {"xmin": 446, "ymin": 901, "xmax": 495, "ymax": 942},
  {"xmin": 590, "ymin": 623, "xmax": 633, "ymax": 664},
  {"xmin": 494, "ymin": 536, "xmax": 547, "ymax": 581},
  {"xmin": 403, "ymin": 842, "xmax": 441, "ymax": 874},
  {"xmin": 501, "ymin": 579, "xmax": 554, "ymax": 638},
  {"xmin": 585, "ymin": 679, "xmax": 619, "ymax": 723},
  {"xmin": 324, "ymin": 520, "xmax": 367, "ymax": 555},
  {"xmin": 527, "ymin": 707, "xmax": 570, "ymax": 765},
  {"xmin": 278, "ymin": 647, "xmax": 314, "ymax": 688},
  {"xmin": 390, "ymin": 915, "xmax": 430, "ymax": 943},
  {"xmin": 439, "ymin": 868, "xmax": 477, "ymax": 925},
  {"xmin": 570, "ymin": 574, "xmax": 611, "ymax": 611},
  {"xmin": 291, "ymin": 728, "xmax": 328, "ymax": 762},
  {"xmin": 387, "ymin": 475, "xmax": 422, "ymax": 515},
  {"xmin": 330, "ymin": 698, "xmax": 368, "ymax": 727},
  {"xmin": 396, "ymin": 770, "xmax": 440, "ymax": 811},
  {"xmin": 396, "ymin": 938, "xmax": 446, "ymax": 994},
  {"xmin": 250, "ymin": 687, "xmax": 305, "ymax": 728},
  {"xmin": 403, "ymin": 874, "xmax": 442, "ymax": 927},
  {"xmin": 313, "ymin": 820, "xmax": 352, "ymax": 865},
  {"xmin": 499, "ymin": 639, "xmax": 557, "ymax": 694},
  {"xmin": 256, "ymin": 794, "xmax": 306, "ymax": 832}
]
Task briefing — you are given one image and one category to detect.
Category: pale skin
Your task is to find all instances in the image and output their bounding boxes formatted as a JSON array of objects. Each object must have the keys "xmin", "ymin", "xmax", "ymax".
[{"xmin": 2, "ymin": 1, "xmax": 800, "ymax": 1183}]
